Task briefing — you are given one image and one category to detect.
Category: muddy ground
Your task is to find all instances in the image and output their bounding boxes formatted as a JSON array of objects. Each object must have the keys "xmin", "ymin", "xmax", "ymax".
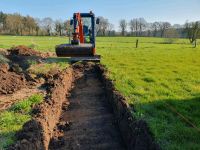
[
  {"xmin": 8, "ymin": 62, "xmax": 159, "ymax": 150},
  {"xmin": 0, "ymin": 46, "xmax": 50, "ymax": 110},
  {"xmin": 0, "ymin": 63, "xmax": 26, "ymax": 95}
]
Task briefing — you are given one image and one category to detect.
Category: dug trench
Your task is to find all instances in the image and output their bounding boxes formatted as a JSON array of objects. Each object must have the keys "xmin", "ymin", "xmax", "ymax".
[{"xmin": 10, "ymin": 63, "xmax": 159, "ymax": 150}]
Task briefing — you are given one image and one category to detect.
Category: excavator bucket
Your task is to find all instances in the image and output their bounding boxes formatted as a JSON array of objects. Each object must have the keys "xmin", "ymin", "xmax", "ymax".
[
  {"xmin": 56, "ymin": 44, "xmax": 94, "ymax": 57},
  {"xmin": 56, "ymin": 44, "xmax": 101, "ymax": 62}
]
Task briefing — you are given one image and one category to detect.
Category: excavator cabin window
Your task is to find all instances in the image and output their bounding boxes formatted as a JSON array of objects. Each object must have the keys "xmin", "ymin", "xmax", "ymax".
[{"xmin": 82, "ymin": 17, "xmax": 92, "ymax": 43}]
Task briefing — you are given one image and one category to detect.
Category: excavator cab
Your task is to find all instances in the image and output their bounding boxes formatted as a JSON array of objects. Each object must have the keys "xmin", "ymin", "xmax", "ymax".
[{"xmin": 56, "ymin": 12, "xmax": 100, "ymax": 62}]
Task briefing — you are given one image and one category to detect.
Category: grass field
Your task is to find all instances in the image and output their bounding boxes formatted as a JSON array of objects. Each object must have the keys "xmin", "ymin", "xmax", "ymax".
[
  {"xmin": 0, "ymin": 35, "xmax": 200, "ymax": 149},
  {"xmin": 0, "ymin": 94, "xmax": 43, "ymax": 148}
]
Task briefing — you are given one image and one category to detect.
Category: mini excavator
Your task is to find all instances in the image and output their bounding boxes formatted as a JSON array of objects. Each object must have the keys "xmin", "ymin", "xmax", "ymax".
[{"xmin": 56, "ymin": 11, "xmax": 100, "ymax": 62}]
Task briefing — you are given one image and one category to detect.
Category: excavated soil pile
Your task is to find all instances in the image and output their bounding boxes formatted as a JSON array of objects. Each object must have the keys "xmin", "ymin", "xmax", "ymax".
[
  {"xmin": 9, "ymin": 62, "xmax": 159, "ymax": 150},
  {"xmin": 0, "ymin": 63, "xmax": 26, "ymax": 95},
  {"xmin": 0, "ymin": 48, "xmax": 8, "ymax": 56},
  {"xmin": 7, "ymin": 46, "xmax": 46, "ymax": 71},
  {"xmin": 7, "ymin": 45, "xmax": 54, "ymax": 58},
  {"xmin": 8, "ymin": 45, "xmax": 43, "ymax": 57},
  {"xmin": 6, "ymin": 46, "xmax": 55, "ymax": 73},
  {"xmin": 0, "ymin": 46, "xmax": 42, "ymax": 95}
]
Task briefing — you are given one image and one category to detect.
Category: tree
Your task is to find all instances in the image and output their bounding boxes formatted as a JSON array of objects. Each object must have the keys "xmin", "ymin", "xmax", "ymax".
[
  {"xmin": 129, "ymin": 19, "xmax": 135, "ymax": 35},
  {"xmin": 129, "ymin": 19, "xmax": 139, "ymax": 36},
  {"xmin": 184, "ymin": 21, "xmax": 200, "ymax": 45},
  {"xmin": 35, "ymin": 25, "xmax": 40, "ymax": 36},
  {"xmin": 151, "ymin": 22, "xmax": 160, "ymax": 37},
  {"xmin": 129, "ymin": 18, "xmax": 146, "ymax": 36},
  {"xmin": 63, "ymin": 20, "xmax": 72, "ymax": 36},
  {"xmin": 96, "ymin": 17, "xmax": 109, "ymax": 36},
  {"xmin": 55, "ymin": 20, "xmax": 64, "ymax": 36},
  {"xmin": 5, "ymin": 13, "xmax": 24, "ymax": 35},
  {"xmin": 165, "ymin": 28, "xmax": 179, "ymax": 38},
  {"xmin": 107, "ymin": 23, "xmax": 114, "ymax": 36},
  {"xmin": 34, "ymin": 18, "xmax": 43, "ymax": 36},
  {"xmin": 198, "ymin": 30, "xmax": 200, "ymax": 39},
  {"xmin": 101, "ymin": 18, "xmax": 109, "ymax": 36},
  {"xmin": 23, "ymin": 16, "xmax": 37, "ymax": 35},
  {"xmin": 138, "ymin": 18, "xmax": 147, "ymax": 36},
  {"xmin": 119, "ymin": 19, "xmax": 127, "ymax": 36},
  {"xmin": 42, "ymin": 17, "xmax": 53, "ymax": 36},
  {"xmin": 0, "ymin": 11, "xmax": 6, "ymax": 32},
  {"xmin": 159, "ymin": 22, "xmax": 171, "ymax": 37},
  {"xmin": 173, "ymin": 24, "xmax": 182, "ymax": 29}
]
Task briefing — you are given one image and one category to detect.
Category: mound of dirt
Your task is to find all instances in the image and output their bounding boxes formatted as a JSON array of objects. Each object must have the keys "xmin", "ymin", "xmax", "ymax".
[
  {"xmin": 7, "ymin": 46, "xmax": 44, "ymax": 71},
  {"xmin": 0, "ymin": 48, "xmax": 8, "ymax": 56},
  {"xmin": 0, "ymin": 63, "xmax": 26, "ymax": 95},
  {"xmin": 7, "ymin": 45, "xmax": 45, "ymax": 57},
  {"xmin": 6, "ymin": 45, "xmax": 55, "ymax": 71},
  {"xmin": 7, "ymin": 45, "xmax": 55, "ymax": 58}
]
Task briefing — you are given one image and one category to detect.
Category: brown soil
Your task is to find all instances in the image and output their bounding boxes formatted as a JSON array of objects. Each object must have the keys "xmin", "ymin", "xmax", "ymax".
[
  {"xmin": 8, "ymin": 45, "xmax": 44, "ymax": 57},
  {"xmin": 9, "ymin": 68, "xmax": 74, "ymax": 150},
  {"xmin": 0, "ymin": 45, "xmax": 51, "ymax": 108},
  {"xmin": 0, "ymin": 48, "xmax": 8, "ymax": 55},
  {"xmin": 9, "ymin": 63, "xmax": 159, "ymax": 150},
  {"xmin": 7, "ymin": 45, "xmax": 55, "ymax": 58},
  {"xmin": 0, "ymin": 83, "xmax": 46, "ymax": 111},
  {"xmin": 7, "ymin": 46, "xmax": 45, "ymax": 71},
  {"xmin": 6, "ymin": 46, "xmax": 55, "ymax": 73},
  {"xmin": 0, "ymin": 63, "xmax": 26, "ymax": 95}
]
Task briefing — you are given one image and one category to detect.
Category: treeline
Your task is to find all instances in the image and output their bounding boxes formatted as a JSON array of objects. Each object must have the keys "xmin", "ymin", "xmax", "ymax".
[
  {"xmin": 98, "ymin": 17, "xmax": 200, "ymax": 40},
  {"xmin": 97, "ymin": 17, "xmax": 200, "ymax": 45},
  {"xmin": 0, "ymin": 11, "xmax": 71, "ymax": 36},
  {"xmin": 0, "ymin": 11, "xmax": 199, "ymax": 42}
]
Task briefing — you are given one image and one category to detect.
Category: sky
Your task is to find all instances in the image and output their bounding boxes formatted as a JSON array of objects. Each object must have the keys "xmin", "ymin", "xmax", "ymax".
[{"xmin": 0, "ymin": 0, "xmax": 200, "ymax": 29}]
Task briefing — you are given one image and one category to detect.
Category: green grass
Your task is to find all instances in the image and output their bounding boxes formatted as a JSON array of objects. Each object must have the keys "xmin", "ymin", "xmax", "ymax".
[
  {"xmin": 28, "ymin": 57, "xmax": 69, "ymax": 75},
  {"xmin": 1, "ymin": 35, "xmax": 200, "ymax": 149},
  {"xmin": 0, "ymin": 35, "xmax": 68, "ymax": 52},
  {"xmin": 0, "ymin": 94, "xmax": 43, "ymax": 149},
  {"xmin": 97, "ymin": 37, "xmax": 200, "ymax": 150}
]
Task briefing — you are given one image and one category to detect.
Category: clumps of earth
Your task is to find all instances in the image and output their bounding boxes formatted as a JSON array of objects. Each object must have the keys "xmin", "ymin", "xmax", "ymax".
[
  {"xmin": 0, "ymin": 45, "xmax": 52, "ymax": 95},
  {"xmin": 0, "ymin": 63, "xmax": 25, "ymax": 94},
  {"xmin": 7, "ymin": 45, "xmax": 52, "ymax": 57}
]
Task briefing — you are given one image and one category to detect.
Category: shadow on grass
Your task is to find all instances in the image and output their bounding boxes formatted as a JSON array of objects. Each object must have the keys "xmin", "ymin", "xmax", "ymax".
[
  {"xmin": 0, "ymin": 131, "xmax": 16, "ymax": 149},
  {"xmin": 7, "ymin": 55, "xmax": 41, "ymax": 71},
  {"xmin": 45, "ymin": 57, "xmax": 70, "ymax": 64},
  {"xmin": 133, "ymin": 96, "xmax": 200, "ymax": 149}
]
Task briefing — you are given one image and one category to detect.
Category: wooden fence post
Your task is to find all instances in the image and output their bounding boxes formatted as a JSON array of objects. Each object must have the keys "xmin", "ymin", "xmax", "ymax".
[{"xmin": 136, "ymin": 39, "xmax": 139, "ymax": 48}]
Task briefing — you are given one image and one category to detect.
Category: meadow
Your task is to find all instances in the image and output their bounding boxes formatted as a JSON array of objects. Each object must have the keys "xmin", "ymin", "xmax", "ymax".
[
  {"xmin": 0, "ymin": 35, "xmax": 200, "ymax": 149},
  {"xmin": 0, "ymin": 94, "xmax": 43, "ymax": 148}
]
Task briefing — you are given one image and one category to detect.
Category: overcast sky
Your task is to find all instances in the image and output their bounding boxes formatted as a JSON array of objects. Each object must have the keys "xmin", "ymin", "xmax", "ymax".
[{"xmin": 1, "ymin": 0, "xmax": 200, "ymax": 29}]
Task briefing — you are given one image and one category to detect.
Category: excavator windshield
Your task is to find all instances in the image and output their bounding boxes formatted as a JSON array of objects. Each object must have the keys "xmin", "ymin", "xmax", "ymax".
[{"xmin": 82, "ymin": 17, "xmax": 92, "ymax": 43}]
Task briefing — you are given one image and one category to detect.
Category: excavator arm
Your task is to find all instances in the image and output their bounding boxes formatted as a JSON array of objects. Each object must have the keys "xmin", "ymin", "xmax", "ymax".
[{"xmin": 72, "ymin": 13, "xmax": 84, "ymax": 44}]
